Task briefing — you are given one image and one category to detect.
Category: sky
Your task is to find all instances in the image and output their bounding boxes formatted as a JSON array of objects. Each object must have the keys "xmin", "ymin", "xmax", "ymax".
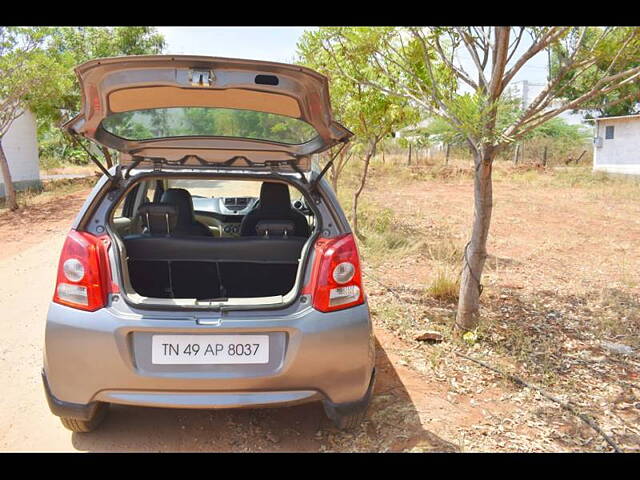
[
  {"xmin": 157, "ymin": 27, "xmax": 549, "ymax": 84},
  {"xmin": 156, "ymin": 27, "xmax": 586, "ymax": 123},
  {"xmin": 156, "ymin": 27, "xmax": 311, "ymax": 63}
]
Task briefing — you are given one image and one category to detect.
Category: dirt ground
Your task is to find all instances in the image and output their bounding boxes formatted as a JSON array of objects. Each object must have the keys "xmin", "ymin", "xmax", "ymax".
[
  {"xmin": 360, "ymin": 163, "xmax": 640, "ymax": 452},
  {"xmin": 0, "ymin": 185, "xmax": 518, "ymax": 452},
  {"xmin": 0, "ymin": 167, "xmax": 638, "ymax": 452}
]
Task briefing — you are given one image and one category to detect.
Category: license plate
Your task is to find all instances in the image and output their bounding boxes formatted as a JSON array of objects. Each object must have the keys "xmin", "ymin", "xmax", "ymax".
[{"xmin": 151, "ymin": 335, "xmax": 269, "ymax": 365}]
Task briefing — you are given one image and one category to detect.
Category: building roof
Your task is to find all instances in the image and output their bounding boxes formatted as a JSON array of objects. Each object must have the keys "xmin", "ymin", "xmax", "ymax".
[{"xmin": 587, "ymin": 114, "xmax": 640, "ymax": 123}]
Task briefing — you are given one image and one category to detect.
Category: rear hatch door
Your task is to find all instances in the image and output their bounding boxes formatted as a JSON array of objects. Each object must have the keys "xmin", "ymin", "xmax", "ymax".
[{"xmin": 64, "ymin": 55, "xmax": 352, "ymax": 171}]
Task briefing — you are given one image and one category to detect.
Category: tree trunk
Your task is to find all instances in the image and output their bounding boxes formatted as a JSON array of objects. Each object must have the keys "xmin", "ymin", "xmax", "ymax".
[
  {"xmin": 0, "ymin": 139, "xmax": 18, "ymax": 211},
  {"xmin": 445, "ymin": 143, "xmax": 450, "ymax": 165},
  {"xmin": 542, "ymin": 146, "xmax": 548, "ymax": 167},
  {"xmin": 330, "ymin": 161, "xmax": 338, "ymax": 194},
  {"xmin": 513, "ymin": 144, "xmax": 520, "ymax": 165},
  {"xmin": 407, "ymin": 144, "xmax": 412, "ymax": 166},
  {"xmin": 455, "ymin": 149, "xmax": 494, "ymax": 332},
  {"xmin": 331, "ymin": 148, "xmax": 353, "ymax": 195},
  {"xmin": 352, "ymin": 140, "xmax": 377, "ymax": 239}
]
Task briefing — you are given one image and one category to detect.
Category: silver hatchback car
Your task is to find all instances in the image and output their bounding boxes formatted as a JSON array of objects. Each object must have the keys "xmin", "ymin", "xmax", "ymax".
[{"xmin": 42, "ymin": 55, "xmax": 375, "ymax": 433}]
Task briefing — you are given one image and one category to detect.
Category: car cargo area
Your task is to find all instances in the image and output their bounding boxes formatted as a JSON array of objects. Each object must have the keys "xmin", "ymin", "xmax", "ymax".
[
  {"xmin": 124, "ymin": 235, "xmax": 306, "ymax": 300},
  {"xmin": 109, "ymin": 177, "xmax": 316, "ymax": 304}
]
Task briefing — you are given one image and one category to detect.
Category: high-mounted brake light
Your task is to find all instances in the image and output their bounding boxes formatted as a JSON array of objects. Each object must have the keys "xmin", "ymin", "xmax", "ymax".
[
  {"xmin": 303, "ymin": 233, "xmax": 365, "ymax": 312},
  {"xmin": 53, "ymin": 230, "xmax": 112, "ymax": 311}
]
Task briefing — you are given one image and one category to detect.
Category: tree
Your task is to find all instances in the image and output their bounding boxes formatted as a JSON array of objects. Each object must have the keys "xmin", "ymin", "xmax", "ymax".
[
  {"xmin": 311, "ymin": 27, "xmax": 640, "ymax": 332},
  {"xmin": 0, "ymin": 27, "xmax": 68, "ymax": 210},
  {"xmin": 297, "ymin": 28, "xmax": 419, "ymax": 238},
  {"xmin": 1, "ymin": 27, "xmax": 165, "ymax": 210},
  {"xmin": 553, "ymin": 27, "xmax": 640, "ymax": 117},
  {"xmin": 323, "ymin": 142, "xmax": 354, "ymax": 195},
  {"xmin": 36, "ymin": 27, "xmax": 165, "ymax": 166}
]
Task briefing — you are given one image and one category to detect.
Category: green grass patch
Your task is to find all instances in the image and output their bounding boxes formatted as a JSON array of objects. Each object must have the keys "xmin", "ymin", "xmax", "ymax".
[{"xmin": 425, "ymin": 266, "xmax": 460, "ymax": 303}]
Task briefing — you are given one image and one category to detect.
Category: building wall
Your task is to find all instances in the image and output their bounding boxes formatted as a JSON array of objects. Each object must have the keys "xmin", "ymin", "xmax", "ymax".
[
  {"xmin": 593, "ymin": 118, "xmax": 640, "ymax": 175},
  {"xmin": 507, "ymin": 80, "xmax": 587, "ymax": 126},
  {"xmin": 0, "ymin": 109, "xmax": 41, "ymax": 197}
]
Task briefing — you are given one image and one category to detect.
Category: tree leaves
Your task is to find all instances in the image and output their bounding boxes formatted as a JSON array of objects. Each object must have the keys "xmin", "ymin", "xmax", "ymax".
[
  {"xmin": 7, "ymin": 27, "xmax": 167, "ymax": 160},
  {"xmin": 297, "ymin": 27, "xmax": 420, "ymax": 144}
]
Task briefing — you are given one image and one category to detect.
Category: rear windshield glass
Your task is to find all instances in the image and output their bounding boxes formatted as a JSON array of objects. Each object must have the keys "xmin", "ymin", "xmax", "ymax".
[{"xmin": 101, "ymin": 107, "xmax": 318, "ymax": 145}]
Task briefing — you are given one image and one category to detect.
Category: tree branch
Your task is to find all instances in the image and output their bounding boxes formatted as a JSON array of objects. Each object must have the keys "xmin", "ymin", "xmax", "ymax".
[
  {"xmin": 502, "ymin": 27, "xmax": 570, "ymax": 88},
  {"xmin": 505, "ymin": 27, "xmax": 525, "ymax": 66},
  {"xmin": 433, "ymin": 34, "xmax": 479, "ymax": 90},
  {"xmin": 511, "ymin": 71, "xmax": 640, "ymax": 140},
  {"xmin": 488, "ymin": 27, "xmax": 511, "ymax": 101},
  {"xmin": 456, "ymin": 27, "xmax": 489, "ymax": 91},
  {"xmin": 455, "ymin": 351, "xmax": 623, "ymax": 453}
]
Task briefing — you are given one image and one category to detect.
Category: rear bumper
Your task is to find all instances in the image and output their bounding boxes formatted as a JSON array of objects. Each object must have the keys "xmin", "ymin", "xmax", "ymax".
[
  {"xmin": 42, "ymin": 370, "xmax": 102, "ymax": 421},
  {"xmin": 42, "ymin": 369, "xmax": 376, "ymax": 420},
  {"xmin": 43, "ymin": 300, "xmax": 375, "ymax": 417}
]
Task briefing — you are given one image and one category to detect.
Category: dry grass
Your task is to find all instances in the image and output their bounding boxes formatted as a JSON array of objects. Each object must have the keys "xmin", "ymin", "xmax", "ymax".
[
  {"xmin": 0, "ymin": 176, "xmax": 98, "ymax": 213},
  {"xmin": 425, "ymin": 266, "xmax": 460, "ymax": 302},
  {"xmin": 40, "ymin": 164, "xmax": 97, "ymax": 176},
  {"xmin": 348, "ymin": 153, "xmax": 640, "ymax": 452}
]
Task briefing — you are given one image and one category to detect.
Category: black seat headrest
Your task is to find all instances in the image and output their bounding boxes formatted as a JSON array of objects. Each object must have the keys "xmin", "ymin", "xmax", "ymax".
[
  {"xmin": 137, "ymin": 203, "xmax": 178, "ymax": 235},
  {"xmin": 255, "ymin": 220, "xmax": 295, "ymax": 238},
  {"xmin": 259, "ymin": 182, "xmax": 291, "ymax": 215},
  {"xmin": 161, "ymin": 188, "xmax": 196, "ymax": 225}
]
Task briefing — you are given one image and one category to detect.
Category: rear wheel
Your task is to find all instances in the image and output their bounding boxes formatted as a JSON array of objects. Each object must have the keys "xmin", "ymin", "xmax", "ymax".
[
  {"xmin": 329, "ymin": 407, "xmax": 368, "ymax": 431},
  {"xmin": 59, "ymin": 403, "xmax": 109, "ymax": 433},
  {"xmin": 324, "ymin": 370, "xmax": 375, "ymax": 431}
]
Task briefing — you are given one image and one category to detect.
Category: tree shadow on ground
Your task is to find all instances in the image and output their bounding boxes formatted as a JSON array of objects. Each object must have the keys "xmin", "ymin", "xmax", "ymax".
[{"xmin": 71, "ymin": 337, "xmax": 458, "ymax": 452}]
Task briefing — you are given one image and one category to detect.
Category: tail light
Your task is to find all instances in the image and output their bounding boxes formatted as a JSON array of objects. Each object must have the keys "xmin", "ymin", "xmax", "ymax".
[
  {"xmin": 53, "ymin": 230, "xmax": 112, "ymax": 311},
  {"xmin": 303, "ymin": 233, "xmax": 365, "ymax": 312}
]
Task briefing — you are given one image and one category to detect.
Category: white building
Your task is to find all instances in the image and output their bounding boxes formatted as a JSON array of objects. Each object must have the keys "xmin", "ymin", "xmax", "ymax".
[
  {"xmin": 592, "ymin": 114, "xmax": 640, "ymax": 176},
  {"xmin": 507, "ymin": 80, "xmax": 587, "ymax": 126},
  {"xmin": 0, "ymin": 109, "xmax": 41, "ymax": 198}
]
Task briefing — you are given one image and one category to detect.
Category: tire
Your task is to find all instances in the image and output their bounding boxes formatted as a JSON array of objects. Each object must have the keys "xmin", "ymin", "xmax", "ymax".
[
  {"xmin": 59, "ymin": 403, "xmax": 109, "ymax": 433},
  {"xmin": 324, "ymin": 394, "xmax": 372, "ymax": 431},
  {"xmin": 325, "ymin": 370, "xmax": 375, "ymax": 430},
  {"xmin": 331, "ymin": 408, "xmax": 368, "ymax": 431}
]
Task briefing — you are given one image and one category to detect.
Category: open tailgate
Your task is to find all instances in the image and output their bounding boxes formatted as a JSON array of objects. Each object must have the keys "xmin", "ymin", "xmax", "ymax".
[{"xmin": 63, "ymin": 55, "xmax": 352, "ymax": 171}]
